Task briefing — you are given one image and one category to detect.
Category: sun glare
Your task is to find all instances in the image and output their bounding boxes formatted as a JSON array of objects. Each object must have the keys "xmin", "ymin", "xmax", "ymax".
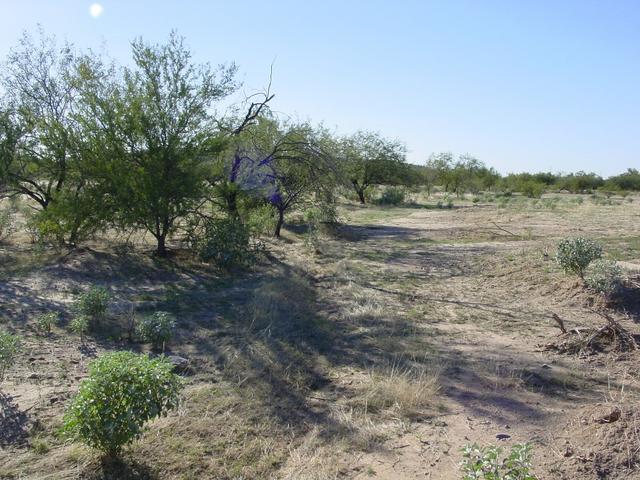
[{"xmin": 89, "ymin": 3, "xmax": 104, "ymax": 18}]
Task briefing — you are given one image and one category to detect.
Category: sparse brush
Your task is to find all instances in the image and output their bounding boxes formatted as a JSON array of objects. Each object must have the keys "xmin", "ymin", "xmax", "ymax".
[
  {"xmin": 70, "ymin": 315, "xmax": 89, "ymax": 342},
  {"xmin": 35, "ymin": 312, "xmax": 59, "ymax": 334},
  {"xmin": 136, "ymin": 311, "xmax": 175, "ymax": 352},
  {"xmin": 584, "ymin": 259, "xmax": 623, "ymax": 297},
  {"xmin": 555, "ymin": 237, "xmax": 603, "ymax": 277},
  {"xmin": 74, "ymin": 286, "xmax": 110, "ymax": 329},
  {"xmin": 0, "ymin": 329, "xmax": 21, "ymax": 382}
]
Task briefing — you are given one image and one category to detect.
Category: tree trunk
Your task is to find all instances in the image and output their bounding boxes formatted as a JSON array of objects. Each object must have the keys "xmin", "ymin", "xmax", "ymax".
[
  {"xmin": 274, "ymin": 208, "xmax": 285, "ymax": 238},
  {"xmin": 356, "ymin": 188, "xmax": 366, "ymax": 204},
  {"xmin": 155, "ymin": 234, "xmax": 167, "ymax": 257}
]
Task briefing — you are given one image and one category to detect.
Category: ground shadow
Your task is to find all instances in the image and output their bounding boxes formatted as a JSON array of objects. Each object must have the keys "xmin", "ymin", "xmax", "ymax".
[{"xmin": 0, "ymin": 392, "xmax": 30, "ymax": 447}]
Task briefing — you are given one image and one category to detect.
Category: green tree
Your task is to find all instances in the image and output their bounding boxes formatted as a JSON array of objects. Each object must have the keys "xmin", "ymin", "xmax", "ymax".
[
  {"xmin": 78, "ymin": 32, "xmax": 237, "ymax": 256},
  {"xmin": 0, "ymin": 29, "xmax": 101, "ymax": 245},
  {"xmin": 341, "ymin": 131, "xmax": 407, "ymax": 204}
]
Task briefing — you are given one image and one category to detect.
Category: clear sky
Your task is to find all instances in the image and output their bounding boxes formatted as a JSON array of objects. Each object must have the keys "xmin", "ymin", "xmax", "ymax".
[{"xmin": 0, "ymin": 1, "xmax": 638, "ymax": 176}]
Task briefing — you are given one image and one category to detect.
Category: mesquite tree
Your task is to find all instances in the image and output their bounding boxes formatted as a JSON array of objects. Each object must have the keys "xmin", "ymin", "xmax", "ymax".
[
  {"xmin": 341, "ymin": 131, "xmax": 407, "ymax": 204},
  {"xmin": 77, "ymin": 32, "xmax": 238, "ymax": 256}
]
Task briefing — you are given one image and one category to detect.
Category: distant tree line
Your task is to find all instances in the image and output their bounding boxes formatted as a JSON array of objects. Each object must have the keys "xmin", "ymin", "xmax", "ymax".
[
  {"xmin": 0, "ymin": 29, "xmax": 410, "ymax": 256},
  {"xmin": 0, "ymin": 29, "xmax": 638, "ymax": 259}
]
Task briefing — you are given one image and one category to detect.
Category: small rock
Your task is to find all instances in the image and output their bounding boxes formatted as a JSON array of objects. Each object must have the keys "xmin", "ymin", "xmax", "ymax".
[
  {"xmin": 596, "ymin": 407, "xmax": 621, "ymax": 424},
  {"xmin": 167, "ymin": 355, "xmax": 192, "ymax": 374}
]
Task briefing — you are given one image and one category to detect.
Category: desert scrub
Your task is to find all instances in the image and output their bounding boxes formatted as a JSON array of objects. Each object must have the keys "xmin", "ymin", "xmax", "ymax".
[
  {"xmin": 137, "ymin": 311, "xmax": 175, "ymax": 352},
  {"xmin": 36, "ymin": 312, "xmax": 59, "ymax": 334},
  {"xmin": 190, "ymin": 217, "xmax": 260, "ymax": 270},
  {"xmin": 374, "ymin": 186, "xmax": 406, "ymax": 205},
  {"xmin": 63, "ymin": 351, "xmax": 182, "ymax": 457},
  {"xmin": 461, "ymin": 442, "xmax": 537, "ymax": 480},
  {"xmin": 69, "ymin": 315, "xmax": 89, "ymax": 342},
  {"xmin": 0, "ymin": 330, "xmax": 21, "ymax": 382},
  {"xmin": 555, "ymin": 237, "xmax": 603, "ymax": 277},
  {"xmin": 584, "ymin": 259, "xmax": 623, "ymax": 297},
  {"xmin": 74, "ymin": 286, "xmax": 110, "ymax": 328}
]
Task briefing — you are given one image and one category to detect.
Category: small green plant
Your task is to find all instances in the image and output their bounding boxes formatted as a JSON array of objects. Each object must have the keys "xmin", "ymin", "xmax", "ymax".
[
  {"xmin": 0, "ymin": 330, "xmax": 21, "ymax": 382},
  {"xmin": 461, "ymin": 442, "xmax": 537, "ymax": 480},
  {"xmin": 137, "ymin": 311, "xmax": 176, "ymax": 352},
  {"xmin": 191, "ymin": 217, "xmax": 260, "ymax": 270},
  {"xmin": 555, "ymin": 237, "xmax": 603, "ymax": 278},
  {"xmin": 36, "ymin": 312, "xmax": 59, "ymax": 334},
  {"xmin": 70, "ymin": 315, "xmax": 89, "ymax": 342},
  {"xmin": 74, "ymin": 287, "xmax": 110, "ymax": 329},
  {"xmin": 63, "ymin": 351, "xmax": 182, "ymax": 458},
  {"xmin": 584, "ymin": 259, "xmax": 623, "ymax": 297},
  {"xmin": 374, "ymin": 187, "xmax": 406, "ymax": 206}
]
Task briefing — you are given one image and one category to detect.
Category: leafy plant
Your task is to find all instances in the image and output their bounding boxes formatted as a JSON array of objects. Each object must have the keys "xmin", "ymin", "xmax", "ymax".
[
  {"xmin": 74, "ymin": 286, "xmax": 109, "ymax": 328},
  {"xmin": 0, "ymin": 330, "xmax": 21, "ymax": 382},
  {"xmin": 191, "ymin": 217, "xmax": 260, "ymax": 270},
  {"xmin": 63, "ymin": 351, "xmax": 182, "ymax": 457},
  {"xmin": 374, "ymin": 186, "xmax": 406, "ymax": 205},
  {"xmin": 69, "ymin": 315, "xmax": 89, "ymax": 342},
  {"xmin": 584, "ymin": 259, "xmax": 623, "ymax": 297},
  {"xmin": 461, "ymin": 442, "xmax": 537, "ymax": 480},
  {"xmin": 137, "ymin": 311, "xmax": 176, "ymax": 352},
  {"xmin": 555, "ymin": 237, "xmax": 603, "ymax": 278},
  {"xmin": 36, "ymin": 312, "xmax": 59, "ymax": 334}
]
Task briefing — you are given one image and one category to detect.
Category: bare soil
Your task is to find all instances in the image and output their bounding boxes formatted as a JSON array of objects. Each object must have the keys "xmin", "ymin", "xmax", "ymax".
[{"xmin": 1, "ymin": 193, "xmax": 640, "ymax": 479}]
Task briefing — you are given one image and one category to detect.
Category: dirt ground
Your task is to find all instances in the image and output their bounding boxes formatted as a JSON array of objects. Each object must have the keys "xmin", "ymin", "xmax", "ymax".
[{"xmin": 1, "ymin": 193, "xmax": 640, "ymax": 479}]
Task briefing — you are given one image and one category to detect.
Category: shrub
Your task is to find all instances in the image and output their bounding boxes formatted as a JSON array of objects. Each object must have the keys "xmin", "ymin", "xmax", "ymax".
[
  {"xmin": 137, "ymin": 311, "xmax": 175, "ymax": 352},
  {"xmin": 70, "ymin": 315, "xmax": 89, "ymax": 341},
  {"xmin": 245, "ymin": 204, "xmax": 277, "ymax": 238},
  {"xmin": 191, "ymin": 217, "xmax": 260, "ymax": 270},
  {"xmin": 520, "ymin": 180, "xmax": 544, "ymax": 198},
  {"xmin": 584, "ymin": 259, "xmax": 623, "ymax": 297},
  {"xmin": 63, "ymin": 351, "xmax": 181, "ymax": 457},
  {"xmin": 74, "ymin": 287, "xmax": 109, "ymax": 328},
  {"xmin": 36, "ymin": 312, "xmax": 59, "ymax": 334},
  {"xmin": 0, "ymin": 330, "xmax": 21, "ymax": 382},
  {"xmin": 555, "ymin": 237, "xmax": 603, "ymax": 277},
  {"xmin": 461, "ymin": 442, "xmax": 537, "ymax": 480},
  {"xmin": 374, "ymin": 187, "xmax": 406, "ymax": 206}
]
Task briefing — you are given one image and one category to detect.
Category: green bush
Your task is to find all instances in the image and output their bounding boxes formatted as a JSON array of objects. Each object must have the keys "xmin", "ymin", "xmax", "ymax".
[
  {"xmin": 74, "ymin": 287, "xmax": 110, "ymax": 328},
  {"xmin": 70, "ymin": 315, "xmax": 89, "ymax": 341},
  {"xmin": 191, "ymin": 217, "xmax": 260, "ymax": 270},
  {"xmin": 584, "ymin": 259, "xmax": 623, "ymax": 296},
  {"xmin": 245, "ymin": 204, "xmax": 277, "ymax": 237},
  {"xmin": 461, "ymin": 442, "xmax": 537, "ymax": 480},
  {"xmin": 0, "ymin": 330, "xmax": 21, "ymax": 382},
  {"xmin": 137, "ymin": 311, "xmax": 175, "ymax": 352},
  {"xmin": 374, "ymin": 187, "xmax": 406, "ymax": 206},
  {"xmin": 520, "ymin": 180, "xmax": 544, "ymax": 198},
  {"xmin": 63, "ymin": 351, "xmax": 182, "ymax": 457},
  {"xmin": 36, "ymin": 312, "xmax": 59, "ymax": 334},
  {"xmin": 555, "ymin": 237, "xmax": 603, "ymax": 277}
]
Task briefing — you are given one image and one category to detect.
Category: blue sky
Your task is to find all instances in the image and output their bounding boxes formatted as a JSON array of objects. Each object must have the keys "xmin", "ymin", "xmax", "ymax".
[{"xmin": 0, "ymin": 1, "xmax": 638, "ymax": 176}]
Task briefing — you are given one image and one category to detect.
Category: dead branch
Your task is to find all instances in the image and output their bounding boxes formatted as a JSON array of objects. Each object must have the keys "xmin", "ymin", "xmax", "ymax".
[
  {"xmin": 551, "ymin": 313, "xmax": 567, "ymax": 334},
  {"xmin": 490, "ymin": 221, "xmax": 518, "ymax": 237}
]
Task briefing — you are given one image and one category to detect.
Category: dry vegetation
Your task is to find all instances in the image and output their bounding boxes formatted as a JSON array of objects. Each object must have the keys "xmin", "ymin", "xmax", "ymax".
[{"xmin": 1, "ymin": 191, "xmax": 640, "ymax": 479}]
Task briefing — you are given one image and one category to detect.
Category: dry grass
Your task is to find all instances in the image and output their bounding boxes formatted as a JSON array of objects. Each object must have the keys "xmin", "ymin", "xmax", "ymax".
[{"xmin": 352, "ymin": 360, "xmax": 441, "ymax": 419}]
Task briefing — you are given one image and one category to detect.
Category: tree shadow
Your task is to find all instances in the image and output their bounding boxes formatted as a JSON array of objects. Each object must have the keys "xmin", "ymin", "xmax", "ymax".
[
  {"xmin": 81, "ymin": 455, "xmax": 158, "ymax": 480},
  {"xmin": 0, "ymin": 392, "xmax": 30, "ymax": 447}
]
